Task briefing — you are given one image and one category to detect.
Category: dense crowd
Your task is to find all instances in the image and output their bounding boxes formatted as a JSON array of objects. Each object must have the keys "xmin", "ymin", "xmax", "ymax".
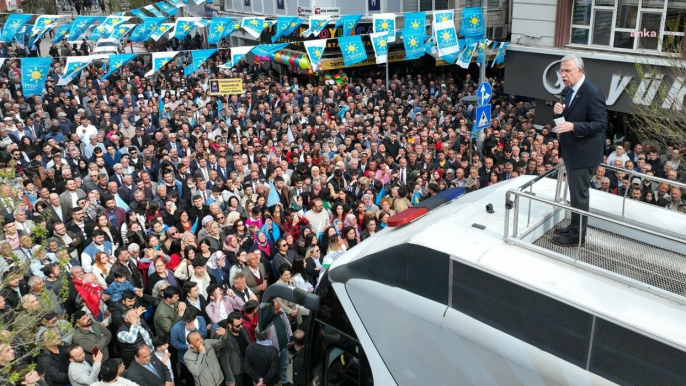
[{"xmin": 0, "ymin": 25, "xmax": 684, "ymax": 386}]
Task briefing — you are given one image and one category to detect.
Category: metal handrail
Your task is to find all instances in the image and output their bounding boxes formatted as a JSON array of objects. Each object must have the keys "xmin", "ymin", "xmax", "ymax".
[
  {"xmin": 599, "ymin": 163, "xmax": 686, "ymax": 216},
  {"xmin": 504, "ymin": 189, "xmax": 686, "ymax": 253}
]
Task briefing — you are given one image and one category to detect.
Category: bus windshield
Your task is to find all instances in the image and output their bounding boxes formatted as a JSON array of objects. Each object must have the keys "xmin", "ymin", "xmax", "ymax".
[{"xmin": 308, "ymin": 272, "xmax": 374, "ymax": 386}]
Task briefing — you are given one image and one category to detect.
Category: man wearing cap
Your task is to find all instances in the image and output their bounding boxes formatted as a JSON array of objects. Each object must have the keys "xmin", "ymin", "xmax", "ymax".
[{"xmin": 58, "ymin": 112, "xmax": 73, "ymax": 135}]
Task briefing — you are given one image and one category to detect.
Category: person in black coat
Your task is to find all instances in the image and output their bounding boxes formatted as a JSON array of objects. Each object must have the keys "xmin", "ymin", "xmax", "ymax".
[
  {"xmin": 115, "ymin": 308, "xmax": 156, "ymax": 368},
  {"xmin": 125, "ymin": 343, "xmax": 173, "ymax": 386},
  {"xmin": 551, "ymin": 54, "xmax": 608, "ymax": 246},
  {"xmin": 244, "ymin": 328, "xmax": 281, "ymax": 386},
  {"xmin": 36, "ymin": 333, "xmax": 70, "ymax": 386}
]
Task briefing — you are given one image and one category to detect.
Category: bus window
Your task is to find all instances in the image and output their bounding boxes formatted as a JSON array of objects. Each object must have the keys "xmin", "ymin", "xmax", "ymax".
[{"xmin": 310, "ymin": 274, "xmax": 373, "ymax": 385}]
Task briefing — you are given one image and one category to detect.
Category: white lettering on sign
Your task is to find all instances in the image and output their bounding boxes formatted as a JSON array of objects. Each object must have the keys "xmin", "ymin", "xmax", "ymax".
[
  {"xmin": 542, "ymin": 59, "xmax": 565, "ymax": 95},
  {"xmin": 661, "ymin": 77, "xmax": 686, "ymax": 111},
  {"xmin": 606, "ymin": 74, "xmax": 633, "ymax": 106},
  {"xmin": 632, "ymin": 73, "xmax": 664, "ymax": 106}
]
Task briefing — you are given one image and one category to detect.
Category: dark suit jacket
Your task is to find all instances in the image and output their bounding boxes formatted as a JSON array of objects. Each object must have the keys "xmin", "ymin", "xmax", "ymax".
[
  {"xmin": 126, "ymin": 355, "xmax": 172, "ymax": 386},
  {"xmin": 558, "ymin": 80, "xmax": 608, "ymax": 169},
  {"xmin": 46, "ymin": 204, "xmax": 71, "ymax": 225}
]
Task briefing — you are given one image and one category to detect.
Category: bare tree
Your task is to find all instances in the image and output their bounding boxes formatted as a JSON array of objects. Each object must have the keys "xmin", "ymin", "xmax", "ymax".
[{"xmin": 628, "ymin": 36, "xmax": 686, "ymax": 162}]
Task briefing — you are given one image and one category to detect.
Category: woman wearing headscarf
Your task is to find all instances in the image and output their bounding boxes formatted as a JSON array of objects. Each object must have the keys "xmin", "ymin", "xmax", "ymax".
[
  {"xmin": 290, "ymin": 195, "xmax": 305, "ymax": 217},
  {"xmin": 206, "ymin": 251, "xmax": 231, "ymax": 290},
  {"xmin": 250, "ymin": 230, "xmax": 275, "ymax": 259},
  {"xmin": 344, "ymin": 213, "xmax": 359, "ymax": 233},
  {"xmin": 260, "ymin": 214, "xmax": 281, "ymax": 245},
  {"xmin": 222, "ymin": 234, "xmax": 240, "ymax": 263}
]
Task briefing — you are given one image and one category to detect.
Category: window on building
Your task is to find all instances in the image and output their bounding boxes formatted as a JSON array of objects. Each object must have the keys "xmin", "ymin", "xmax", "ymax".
[
  {"xmin": 570, "ymin": 0, "xmax": 686, "ymax": 53},
  {"xmin": 465, "ymin": 0, "xmax": 501, "ymax": 8},
  {"xmin": 405, "ymin": 0, "xmax": 459, "ymax": 10}
]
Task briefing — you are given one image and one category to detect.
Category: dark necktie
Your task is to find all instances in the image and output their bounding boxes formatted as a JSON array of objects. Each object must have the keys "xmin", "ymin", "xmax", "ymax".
[{"xmin": 564, "ymin": 88, "xmax": 574, "ymax": 107}]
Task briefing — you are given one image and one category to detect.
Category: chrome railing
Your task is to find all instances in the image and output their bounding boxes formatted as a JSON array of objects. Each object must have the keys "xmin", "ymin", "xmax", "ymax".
[
  {"xmin": 502, "ymin": 162, "xmax": 686, "ymax": 303},
  {"xmin": 504, "ymin": 162, "xmax": 686, "ymax": 244},
  {"xmin": 600, "ymin": 163, "xmax": 686, "ymax": 217}
]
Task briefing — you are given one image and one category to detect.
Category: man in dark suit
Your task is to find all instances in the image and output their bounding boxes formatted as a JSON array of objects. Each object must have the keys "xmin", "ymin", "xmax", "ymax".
[
  {"xmin": 552, "ymin": 54, "xmax": 607, "ymax": 246},
  {"xmin": 126, "ymin": 343, "xmax": 172, "ymax": 386}
]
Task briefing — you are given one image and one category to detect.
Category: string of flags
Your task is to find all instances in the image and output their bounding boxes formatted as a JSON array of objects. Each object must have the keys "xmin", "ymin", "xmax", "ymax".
[{"xmin": 9, "ymin": 6, "xmax": 509, "ymax": 98}]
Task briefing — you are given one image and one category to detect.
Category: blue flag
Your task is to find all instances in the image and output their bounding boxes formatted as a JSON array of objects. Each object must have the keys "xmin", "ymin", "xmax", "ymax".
[
  {"xmin": 130, "ymin": 9, "xmax": 149, "ymax": 19},
  {"xmin": 303, "ymin": 39, "xmax": 326, "ymax": 70},
  {"xmin": 52, "ymin": 24, "xmax": 71, "ymax": 43},
  {"xmin": 145, "ymin": 51, "xmax": 179, "ymax": 77},
  {"xmin": 337, "ymin": 104, "xmax": 349, "ymax": 120},
  {"xmin": 404, "ymin": 12, "xmax": 426, "ymax": 36},
  {"xmin": 338, "ymin": 35, "xmax": 367, "ymax": 66},
  {"xmin": 21, "ymin": 57, "xmax": 52, "ymax": 97},
  {"xmin": 242, "ymin": 17, "xmax": 266, "ymax": 39},
  {"xmin": 460, "ymin": 7, "xmax": 486, "ymax": 38},
  {"xmin": 411, "ymin": 191, "xmax": 421, "ymax": 205},
  {"xmin": 156, "ymin": 1, "xmax": 179, "ymax": 15},
  {"xmin": 370, "ymin": 32, "xmax": 388, "ymax": 64},
  {"xmin": 302, "ymin": 15, "xmax": 329, "ymax": 38},
  {"xmin": 150, "ymin": 23, "xmax": 174, "ymax": 41},
  {"xmin": 103, "ymin": 53, "xmax": 137, "ymax": 80},
  {"xmin": 89, "ymin": 24, "xmax": 111, "ymax": 41},
  {"xmin": 184, "ymin": 49, "xmax": 216, "ymax": 76},
  {"xmin": 159, "ymin": 93, "xmax": 166, "ymax": 119},
  {"xmin": 282, "ymin": 17, "xmax": 304, "ymax": 36},
  {"xmin": 492, "ymin": 41, "xmax": 509, "ymax": 67},
  {"xmin": 174, "ymin": 17, "xmax": 199, "ymax": 40},
  {"xmin": 434, "ymin": 20, "xmax": 460, "ymax": 57},
  {"xmin": 31, "ymin": 16, "xmax": 62, "ymax": 41},
  {"xmin": 224, "ymin": 20, "xmax": 243, "ymax": 37},
  {"xmin": 267, "ymin": 182, "xmax": 280, "ymax": 207},
  {"xmin": 335, "ymin": 14, "xmax": 362, "ymax": 37},
  {"xmin": 2, "ymin": 14, "xmax": 32, "ymax": 43},
  {"xmin": 58, "ymin": 56, "xmax": 93, "ymax": 86},
  {"xmin": 144, "ymin": 5, "xmax": 165, "ymax": 17},
  {"xmin": 272, "ymin": 16, "xmax": 298, "ymax": 43},
  {"xmin": 251, "ymin": 43, "xmax": 288, "ymax": 56},
  {"xmin": 109, "ymin": 24, "xmax": 136, "ymax": 40},
  {"xmin": 130, "ymin": 17, "xmax": 165, "ymax": 42},
  {"xmin": 69, "ymin": 16, "xmax": 98, "ymax": 41},
  {"xmin": 208, "ymin": 17, "xmax": 232, "ymax": 44},
  {"xmin": 375, "ymin": 185, "xmax": 385, "ymax": 206},
  {"xmin": 402, "ymin": 29, "xmax": 425, "ymax": 60},
  {"xmin": 476, "ymin": 38, "xmax": 487, "ymax": 66}
]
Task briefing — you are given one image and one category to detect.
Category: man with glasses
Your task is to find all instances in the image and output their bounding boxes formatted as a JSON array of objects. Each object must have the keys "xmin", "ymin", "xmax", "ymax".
[
  {"xmin": 551, "ymin": 54, "xmax": 608, "ymax": 246},
  {"xmin": 224, "ymin": 311, "xmax": 251, "ymax": 386}
]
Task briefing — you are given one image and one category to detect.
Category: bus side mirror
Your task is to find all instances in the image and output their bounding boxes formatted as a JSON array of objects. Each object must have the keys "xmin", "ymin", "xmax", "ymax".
[{"xmin": 257, "ymin": 283, "xmax": 320, "ymax": 332}]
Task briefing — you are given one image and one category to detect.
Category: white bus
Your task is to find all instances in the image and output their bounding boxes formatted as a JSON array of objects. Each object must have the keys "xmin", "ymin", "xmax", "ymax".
[{"xmin": 261, "ymin": 163, "xmax": 686, "ymax": 386}]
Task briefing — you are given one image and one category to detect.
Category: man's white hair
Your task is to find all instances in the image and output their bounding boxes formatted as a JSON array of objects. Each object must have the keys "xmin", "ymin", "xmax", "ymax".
[{"xmin": 561, "ymin": 54, "xmax": 584, "ymax": 71}]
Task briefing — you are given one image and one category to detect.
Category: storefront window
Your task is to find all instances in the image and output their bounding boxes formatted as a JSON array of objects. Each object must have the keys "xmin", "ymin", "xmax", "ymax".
[
  {"xmin": 638, "ymin": 12, "xmax": 663, "ymax": 49},
  {"xmin": 665, "ymin": 0, "xmax": 686, "ymax": 32},
  {"xmin": 614, "ymin": 31, "xmax": 636, "ymax": 47},
  {"xmin": 616, "ymin": 0, "xmax": 639, "ymax": 28},
  {"xmin": 570, "ymin": 0, "xmax": 685, "ymax": 52},
  {"xmin": 592, "ymin": 10, "xmax": 614, "ymax": 45},
  {"xmin": 573, "ymin": 0, "xmax": 592, "ymax": 25},
  {"xmin": 572, "ymin": 28, "xmax": 590, "ymax": 43}
]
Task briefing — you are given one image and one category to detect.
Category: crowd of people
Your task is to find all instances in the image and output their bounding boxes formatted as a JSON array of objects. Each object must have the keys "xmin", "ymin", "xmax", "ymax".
[{"xmin": 0, "ymin": 21, "xmax": 684, "ymax": 386}]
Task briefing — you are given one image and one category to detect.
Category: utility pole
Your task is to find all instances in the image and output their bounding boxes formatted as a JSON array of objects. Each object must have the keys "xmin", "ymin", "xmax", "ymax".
[{"xmin": 479, "ymin": 0, "xmax": 487, "ymax": 85}]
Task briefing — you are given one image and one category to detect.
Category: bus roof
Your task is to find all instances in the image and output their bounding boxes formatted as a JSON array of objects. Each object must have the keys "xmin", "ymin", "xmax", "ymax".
[{"xmin": 330, "ymin": 177, "xmax": 686, "ymax": 351}]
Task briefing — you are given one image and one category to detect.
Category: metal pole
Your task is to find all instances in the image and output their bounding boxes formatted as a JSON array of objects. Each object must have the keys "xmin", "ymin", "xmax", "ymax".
[
  {"xmin": 479, "ymin": 0, "xmax": 487, "ymax": 84},
  {"xmin": 385, "ymin": 61, "xmax": 389, "ymax": 90}
]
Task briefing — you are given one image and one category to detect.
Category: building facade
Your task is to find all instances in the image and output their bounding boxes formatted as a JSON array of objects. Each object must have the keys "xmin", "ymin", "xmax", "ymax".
[{"xmin": 506, "ymin": 0, "xmax": 686, "ymax": 124}]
